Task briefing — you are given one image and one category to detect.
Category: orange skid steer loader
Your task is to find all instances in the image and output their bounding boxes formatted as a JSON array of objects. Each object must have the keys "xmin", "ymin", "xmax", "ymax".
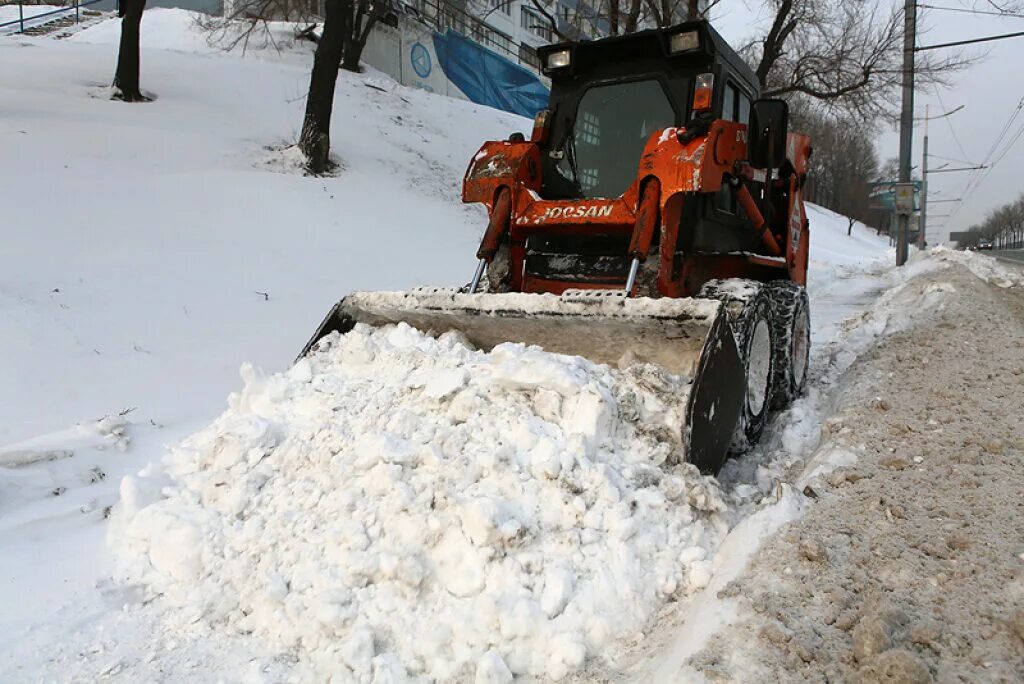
[{"xmin": 302, "ymin": 20, "xmax": 812, "ymax": 473}]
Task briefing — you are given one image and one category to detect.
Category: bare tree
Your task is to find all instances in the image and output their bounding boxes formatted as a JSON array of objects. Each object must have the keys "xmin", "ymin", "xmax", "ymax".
[
  {"xmin": 746, "ymin": 0, "xmax": 974, "ymax": 123},
  {"xmin": 195, "ymin": 0, "xmax": 317, "ymax": 55},
  {"xmin": 113, "ymin": 0, "xmax": 149, "ymax": 102},
  {"xmin": 523, "ymin": 0, "xmax": 721, "ymax": 40},
  {"xmin": 645, "ymin": 0, "xmax": 724, "ymax": 25},
  {"xmin": 201, "ymin": 0, "xmax": 385, "ymax": 70},
  {"xmin": 972, "ymin": 193, "xmax": 1024, "ymax": 248},
  {"xmin": 299, "ymin": 0, "xmax": 345, "ymax": 174},
  {"xmin": 338, "ymin": 0, "xmax": 389, "ymax": 71},
  {"xmin": 792, "ymin": 101, "xmax": 879, "ymax": 225}
]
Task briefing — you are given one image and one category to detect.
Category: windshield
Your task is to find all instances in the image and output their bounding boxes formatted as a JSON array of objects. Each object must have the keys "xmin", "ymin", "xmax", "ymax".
[{"xmin": 561, "ymin": 79, "xmax": 676, "ymax": 199}]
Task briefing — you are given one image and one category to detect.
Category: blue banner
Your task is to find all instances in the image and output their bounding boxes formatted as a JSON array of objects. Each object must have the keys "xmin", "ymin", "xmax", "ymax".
[{"xmin": 431, "ymin": 30, "xmax": 549, "ymax": 118}]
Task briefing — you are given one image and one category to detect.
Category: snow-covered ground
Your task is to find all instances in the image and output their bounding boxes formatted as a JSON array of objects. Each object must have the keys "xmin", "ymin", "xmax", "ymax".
[{"xmin": 0, "ymin": 12, "xmax": 919, "ymax": 682}]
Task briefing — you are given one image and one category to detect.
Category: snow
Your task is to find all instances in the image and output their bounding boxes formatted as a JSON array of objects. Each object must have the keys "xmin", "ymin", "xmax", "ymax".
[
  {"xmin": 0, "ymin": 12, "xmax": 915, "ymax": 683},
  {"xmin": 115, "ymin": 323, "xmax": 732, "ymax": 681},
  {"xmin": 70, "ymin": 7, "xmax": 219, "ymax": 52},
  {"xmin": 805, "ymin": 203, "xmax": 894, "ymax": 267},
  {"xmin": 0, "ymin": 4, "xmax": 63, "ymax": 33},
  {"xmin": 650, "ymin": 484, "xmax": 807, "ymax": 680},
  {"xmin": 929, "ymin": 245, "xmax": 1024, "ymax": 288},
  {"xmin": 67, "ymin": 7, "xmax": 315, "ymax": 61},
  {"xmin": 1, "ymin": 16, "xmax": 524, "ymax": 447}
]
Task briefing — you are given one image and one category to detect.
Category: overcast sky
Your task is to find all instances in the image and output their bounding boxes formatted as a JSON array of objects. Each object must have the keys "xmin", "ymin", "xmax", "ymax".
[{"xmin": 710, "ymin": 1, "xmax": 1024, "ymax": 244}]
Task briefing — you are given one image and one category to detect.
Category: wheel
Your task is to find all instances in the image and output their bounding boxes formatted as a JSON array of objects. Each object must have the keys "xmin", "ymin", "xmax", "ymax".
[
  {"xmin": 766, "ymin": 281, "xmax": 810, "ymax": 409},
  {"xmin": 735, "ymin": 294, "xmax": 774, "ymax": 447},
  {"xmin": 697, "ymin": 280, "xmax": 775, "ymax": 450}
]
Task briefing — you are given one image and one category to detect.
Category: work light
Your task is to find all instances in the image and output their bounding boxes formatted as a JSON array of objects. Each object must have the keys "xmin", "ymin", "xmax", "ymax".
[
  {"xmin": 669, "ymin": 30, "xmax": 700, "ymax": 53},
  {"xmin": 545, "ymin": 49, "xmax": 571, "ymax": 70}
]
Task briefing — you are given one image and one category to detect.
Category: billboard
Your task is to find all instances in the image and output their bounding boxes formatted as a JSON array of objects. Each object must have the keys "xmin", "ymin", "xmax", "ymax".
[{"xmin": 868, "ymin": 181, "xmax": 921, "ymax": 212}]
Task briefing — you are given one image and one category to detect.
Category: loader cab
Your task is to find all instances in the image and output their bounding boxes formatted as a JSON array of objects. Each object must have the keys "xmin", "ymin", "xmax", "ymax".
[{"xmin": 535, "ymin": 21, "xmax": 759, "ymax": 202}]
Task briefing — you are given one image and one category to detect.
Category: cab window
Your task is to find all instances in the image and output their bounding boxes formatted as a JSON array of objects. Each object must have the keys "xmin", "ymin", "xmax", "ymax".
[
  {"xmin": 721, "ymin": 82, "xmax": 751, "ymax": 124},
  {"xmin": 716, "ymin": 81, "xmax": 753, "ymax": 213},
  {"xmin": 560, "ymin": 79, "xmax": 676, "ymax": 199}
]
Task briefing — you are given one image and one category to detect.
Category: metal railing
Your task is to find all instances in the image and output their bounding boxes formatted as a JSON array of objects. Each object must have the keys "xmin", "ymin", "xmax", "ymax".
[
  {"xmin": 0, "ymin": 0, "xmax": 107, "ymax": 34},
  {"xmin": 400, "ymin": 0, "xmax": 544, "ymax": 71}
]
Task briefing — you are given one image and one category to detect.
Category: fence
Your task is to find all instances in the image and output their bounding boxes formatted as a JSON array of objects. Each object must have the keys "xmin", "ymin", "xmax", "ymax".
[
  {"xmin": 399, "ymin": 0, "xmax": 542, "ymax": 72},
  {"xmin": 0, "ymin": 0, "xmax": 108, "ymax": 33}
]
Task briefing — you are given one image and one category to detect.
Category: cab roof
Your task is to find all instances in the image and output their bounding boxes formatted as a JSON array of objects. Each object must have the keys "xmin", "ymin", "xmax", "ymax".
[{"xmin": 537, "ymin": 20, "xmax": 758, "ymax": 92}]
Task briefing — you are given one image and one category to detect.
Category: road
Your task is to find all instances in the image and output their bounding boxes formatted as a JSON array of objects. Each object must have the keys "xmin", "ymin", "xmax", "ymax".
[{"xmin": 992, "ymin": 249, "xmax": 1024, "ymax": 265}]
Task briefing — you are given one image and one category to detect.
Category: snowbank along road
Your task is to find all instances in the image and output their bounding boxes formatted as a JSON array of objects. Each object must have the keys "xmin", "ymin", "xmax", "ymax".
[
  {"xmin": 5, "ymin": 11, "xmax": 1022, "ymax": 684},
  {"xmin": 655, "ymin": 253, "xmax": 1024, "ymax": 683}
]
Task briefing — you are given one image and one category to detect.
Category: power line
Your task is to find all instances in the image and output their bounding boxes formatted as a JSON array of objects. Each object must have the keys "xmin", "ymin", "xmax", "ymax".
[
  {"xmin": 929, "ymin": 165, "xmax": 989, "ymax": 173},
  {"xmin": 966, "ymin": 98, "xmax": 1024, "ymax": 193},
  {"xmin": 988, "ymin": 117, "xmax": 1024, "ymax": 168},
  {"xmin": 918, "ymin": 3, "xmax": 1024, "ymax": 19},
  {"xmin": 927, "ymin": 152, "xmax": 979, "ymax": 165},
  {"xmin": 968, "ymin": 116, "xmax": 1024, "ymax": 192},
  {"xmin": 948, "ymin": 95, "xmax": 1024, "ymax": 223},
  {"xmin": 936, "ymin": 91, "xmax": 971, "ymax": 166},
  {"xmin": 917, "ymin": 28, "xmax": 1024, "ymax": 51},
  {"xmin": 929, "ymin": 89, "xmax": 973, "ymax": 229}
]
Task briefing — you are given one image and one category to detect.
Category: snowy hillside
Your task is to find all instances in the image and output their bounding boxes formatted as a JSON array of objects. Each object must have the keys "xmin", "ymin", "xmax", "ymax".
[
  {"xmin": 0, "ymin": 13, "xmax": 905, "ymax": 683},
  {"xmin": 2, "ymin": 14, "xmax": 524, "ymax": 446}
]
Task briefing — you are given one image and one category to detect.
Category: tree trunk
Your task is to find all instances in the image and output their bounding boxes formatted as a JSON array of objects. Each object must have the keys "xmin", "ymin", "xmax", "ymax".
[
  {"xmin": 340, "ymin": 0, "xmax": 379, "ymax": 73},
  {"xmin": 686, "ymin": 0, "xmax": 701, "ymax": 20},
  {"xmin": 341, "ymin": 36, "xmax": 362, "ymax": 72},
  {"xmin": 299, "ymin": 0, "xmax": 345, "ymax": 174},
  {"xmin": 113, "ymin": 0, "xmax": 148, "ymax": 102},
  {"xmin": 341, "ymin": 53, "xmax": 360, "ymax": 71},
  {"xmin": 848, "ymin": 217, "xmax": 855, "ymax": 236}
]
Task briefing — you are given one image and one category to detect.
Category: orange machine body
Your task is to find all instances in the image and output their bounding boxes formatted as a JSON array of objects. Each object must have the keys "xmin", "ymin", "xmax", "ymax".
[{"xmin": 462, "ymin": 121, "xmax": 812, "ymax": 298}]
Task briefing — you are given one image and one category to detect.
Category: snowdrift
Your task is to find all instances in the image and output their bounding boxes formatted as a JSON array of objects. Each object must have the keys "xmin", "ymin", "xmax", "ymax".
[{"xmin": 118, "ymin": 324, "xmax": 732, "ymax": 681}]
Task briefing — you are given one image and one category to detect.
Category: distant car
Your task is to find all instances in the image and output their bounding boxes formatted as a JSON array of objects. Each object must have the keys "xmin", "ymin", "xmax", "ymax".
[{"xmin": 977, "ymin": 238, "xmax": 993, "ymax": 251}]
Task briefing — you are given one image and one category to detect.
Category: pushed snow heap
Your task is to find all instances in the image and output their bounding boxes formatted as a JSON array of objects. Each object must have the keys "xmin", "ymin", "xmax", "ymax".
[{"xmin": 117, "ymin": 323, "xmax": 733, "ymax": 681}]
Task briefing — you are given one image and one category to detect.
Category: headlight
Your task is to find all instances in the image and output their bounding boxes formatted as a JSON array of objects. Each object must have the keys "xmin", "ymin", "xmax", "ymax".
[
  {"xmin": 669, "ymin": 30, "xmax": 699, "ymax": 53},
  {"xmin": 545, "ymin": 49, "xmax": 571, "ymax": 70}
]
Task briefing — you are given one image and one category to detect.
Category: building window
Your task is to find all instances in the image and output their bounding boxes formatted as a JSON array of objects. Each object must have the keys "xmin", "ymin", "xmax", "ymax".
[
  {"xmin": 490, "ymin": 0, "xmax": 512, "ymax": 15},
  {"xmin": 470, "ymin": 22, "xmax": 514, "ymax": 54},
  {"xmin": 519, "ymin": 43, "xmax": 541, "ymax": 68},
  {"xmin": 492, "ymin": 29, "xmax": 514, "ymax": 53},
  {"xmin": 520, "ymin": 7, "xmax": 553, "ymax": 40}
]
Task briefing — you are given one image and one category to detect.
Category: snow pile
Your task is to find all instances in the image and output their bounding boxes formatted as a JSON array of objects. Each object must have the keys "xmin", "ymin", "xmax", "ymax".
[
  {"xmin": 929, "ymin": 246, "xmax": 1024, "ymax": 288},
  {"xmin": 116, "ymin": 323, "xmax": 732, "ymax": 681}
]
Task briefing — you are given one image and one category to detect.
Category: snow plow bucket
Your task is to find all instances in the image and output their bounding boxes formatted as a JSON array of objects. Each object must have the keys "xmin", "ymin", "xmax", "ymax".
[{"xmin": 300, "ymin": 288, "xmax": 745, "ymax": 473}]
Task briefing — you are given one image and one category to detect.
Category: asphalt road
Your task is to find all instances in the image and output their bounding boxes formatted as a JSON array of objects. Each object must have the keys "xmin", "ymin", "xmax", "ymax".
[{"xmin": 991, "ymin": 248, "xmax": 1024, "ymax": 264}]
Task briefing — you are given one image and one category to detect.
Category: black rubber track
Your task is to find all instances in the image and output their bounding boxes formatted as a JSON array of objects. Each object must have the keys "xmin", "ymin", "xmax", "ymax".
[
  {"xmin": 765, "ymin": 280, "xmax": 810, "ymax": 410},
  {"xmin": 697, "ymin": 280, "xmax": 775, "ymax": 451}
]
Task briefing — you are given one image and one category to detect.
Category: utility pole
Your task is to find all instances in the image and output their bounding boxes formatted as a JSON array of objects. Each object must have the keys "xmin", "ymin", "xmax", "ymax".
[
  {"xmin": 918, "ymin": 104, "xmax": 964, "ymax": 249},
  {"xmin": 896, "ymin": 0, "xmax": 917, "ymax": 266},
  {"xmin": 920, "ymin": 104, "xmax": 928, "ymax": 250}
]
